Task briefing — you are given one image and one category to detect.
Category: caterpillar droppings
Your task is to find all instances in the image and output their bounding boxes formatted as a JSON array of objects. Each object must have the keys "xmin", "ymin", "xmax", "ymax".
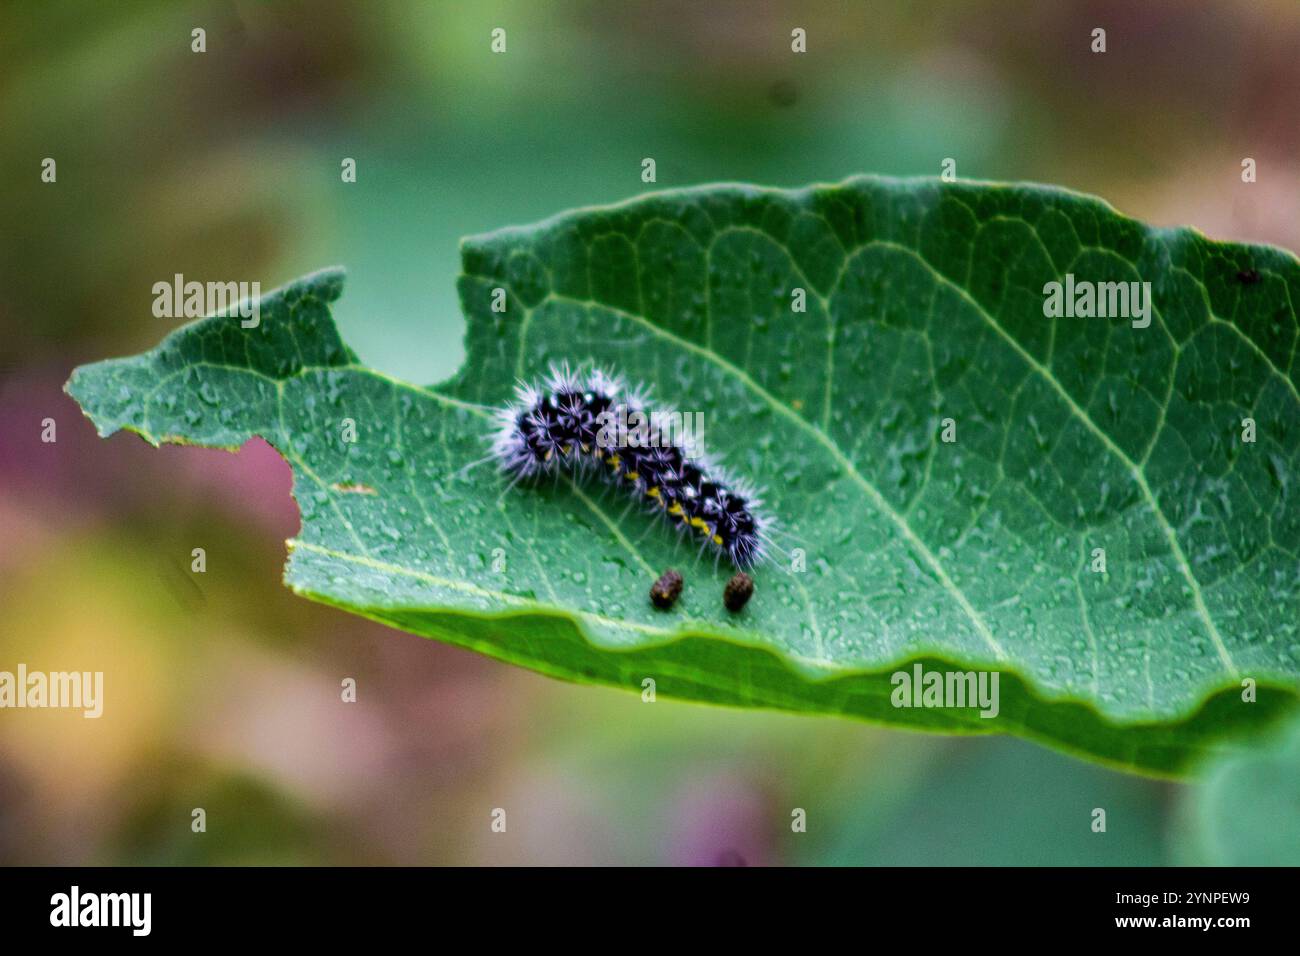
[{"xmin": 492, "ymin": 365, "xmax": 771, "ymax": 570}]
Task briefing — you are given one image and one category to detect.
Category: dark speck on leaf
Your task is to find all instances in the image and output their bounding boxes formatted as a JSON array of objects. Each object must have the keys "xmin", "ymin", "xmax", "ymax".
[
  {"xmin": 768, "ymin": 79, "xmax": 798, "ymax": 108},
  {"xmin": 1237, "ymin": 268, "xmax": 1261, "ymax": 284}
]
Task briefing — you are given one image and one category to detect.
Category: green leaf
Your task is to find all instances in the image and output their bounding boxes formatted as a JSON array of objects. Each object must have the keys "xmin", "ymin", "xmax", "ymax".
[{"xmin": 66, "ymin": 177, "xmax": 1300, "ymax": 776}]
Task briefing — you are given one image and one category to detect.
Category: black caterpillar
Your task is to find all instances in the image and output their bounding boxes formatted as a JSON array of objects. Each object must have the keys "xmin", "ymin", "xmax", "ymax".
[{"xmin": 492, "ymin": 366, "xmax": 770, "ymax": 569}]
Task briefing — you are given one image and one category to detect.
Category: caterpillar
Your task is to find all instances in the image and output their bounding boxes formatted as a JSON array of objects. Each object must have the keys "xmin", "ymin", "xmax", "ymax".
[{"xmin": 492, "ymin": 365, "xmax": 771, "ymax": 569}]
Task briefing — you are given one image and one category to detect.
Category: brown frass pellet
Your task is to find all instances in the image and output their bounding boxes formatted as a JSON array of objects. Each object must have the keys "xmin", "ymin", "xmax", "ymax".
[
  {"xmin": 650, "ymin": 568, "xmax": 683, "ymax": 610},
  {"xmin": 723, "ymin": 572, "xmax": 754, "ymax": 612}
]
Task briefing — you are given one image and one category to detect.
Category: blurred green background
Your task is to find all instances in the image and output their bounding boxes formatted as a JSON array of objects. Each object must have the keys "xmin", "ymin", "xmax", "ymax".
[{"xmin": 2, "ymin": 0, "xmax": 1298, "ymax": 865}]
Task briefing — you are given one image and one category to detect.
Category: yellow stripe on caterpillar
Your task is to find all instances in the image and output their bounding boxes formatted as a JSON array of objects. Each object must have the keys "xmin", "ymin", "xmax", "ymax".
[{"xmin": 493, "ymin": 366, "xmax": 769, "ymax": 570}]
